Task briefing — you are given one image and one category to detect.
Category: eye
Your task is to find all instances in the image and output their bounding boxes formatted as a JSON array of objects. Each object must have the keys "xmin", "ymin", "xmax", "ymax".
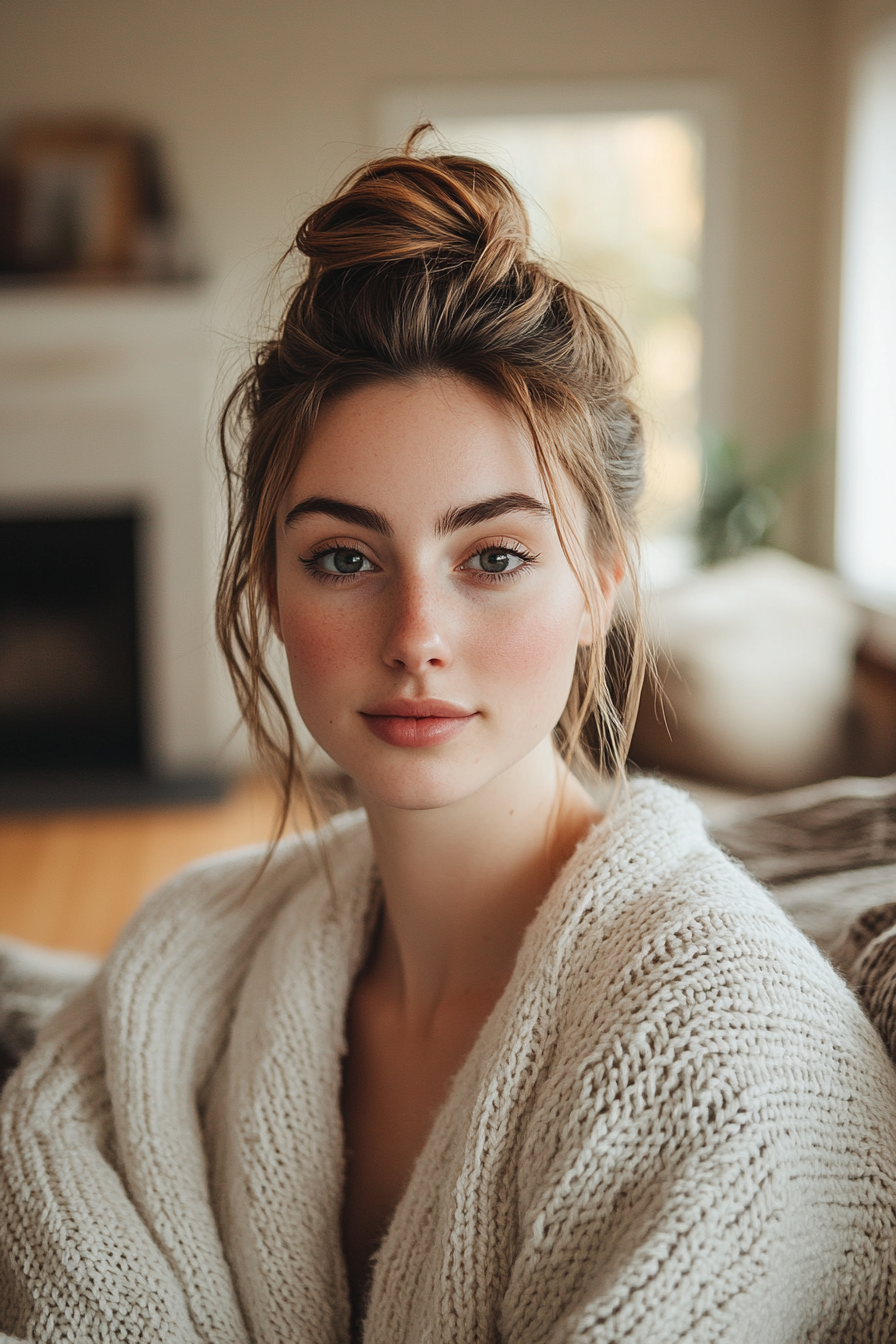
[
  {"xmin": 302, "ymin": 546, "xmax": 376, "ymax": 578},
  {"xmin": 463, "ymin": 546, "xmax": 530, "ymax": 575},
  {"xmin": 320, "ymin": 548, "xmax": 368, "ymax": 574}
]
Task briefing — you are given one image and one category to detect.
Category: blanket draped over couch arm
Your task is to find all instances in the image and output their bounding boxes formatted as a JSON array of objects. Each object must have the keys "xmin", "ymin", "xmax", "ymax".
[{"xmin": 705, "ymin": 771, "xmax": 896, "ymax": 1054}]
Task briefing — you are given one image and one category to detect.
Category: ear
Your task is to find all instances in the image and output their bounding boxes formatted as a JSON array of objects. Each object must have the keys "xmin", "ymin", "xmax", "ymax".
[{"xmin": 578, "ymin": 557, "xmax": 624, "ymax": 647}]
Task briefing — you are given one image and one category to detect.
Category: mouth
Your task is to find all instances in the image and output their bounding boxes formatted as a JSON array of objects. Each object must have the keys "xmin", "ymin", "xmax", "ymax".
[{"xmin": 359, "ymin": 699, "xmax": 477, "ymax": 748}]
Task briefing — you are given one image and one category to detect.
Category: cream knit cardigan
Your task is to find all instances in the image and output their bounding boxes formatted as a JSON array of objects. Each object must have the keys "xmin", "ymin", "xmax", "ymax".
[{"xmin": 2, "ymin": 780, "xmax": 896, "ymax": 1343}]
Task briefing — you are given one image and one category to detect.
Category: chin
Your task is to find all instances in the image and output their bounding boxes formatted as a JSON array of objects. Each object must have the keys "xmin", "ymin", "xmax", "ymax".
[
  {"xmin": 363, "ymin": 787, "xmax": 466, "ymax": 813},
  {"xmin": 312, "ymin": 740, "xmax": 491, "ymax": 812},
  {"xmin": 351, "ymin": 760, "xmax": 489, "ymax": 813}
]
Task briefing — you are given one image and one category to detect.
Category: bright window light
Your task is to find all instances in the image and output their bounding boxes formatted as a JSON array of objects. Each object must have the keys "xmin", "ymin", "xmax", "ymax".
[
  {"xmin": 837, "ymin": 23, "xmax": 896, "ymax": 601},
  {"xmin": 428, "ymin": 114, "xmax": 705, "ymax": 535}
]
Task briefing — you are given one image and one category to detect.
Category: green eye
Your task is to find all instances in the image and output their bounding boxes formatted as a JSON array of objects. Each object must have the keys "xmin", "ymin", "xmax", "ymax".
[
  {"xmin": 319, "ymin": 548, "xmax": 367, "ymax": 574},
  {"xmin": 470, "ymin": 548, "xmax": 524, "ymax": 573}
]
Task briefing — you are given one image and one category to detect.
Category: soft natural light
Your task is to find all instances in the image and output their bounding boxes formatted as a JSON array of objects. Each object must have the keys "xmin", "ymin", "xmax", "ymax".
[
  {"xmin": 429, "ymin": 114, "xmax": 705, "ymax": 534},
  {"xmin": 837, "ymin": 24, "xmax": 896, "ymax": 601}
]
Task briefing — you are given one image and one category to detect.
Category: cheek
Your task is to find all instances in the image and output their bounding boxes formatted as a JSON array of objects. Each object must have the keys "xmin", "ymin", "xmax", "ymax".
[
  {"xmin": 277, "ymin": 601, "xmax": 360, "ymax": 709},
  {"xmin": 473, "ymin": 588, "xmax": 584, "ymax": 714}
]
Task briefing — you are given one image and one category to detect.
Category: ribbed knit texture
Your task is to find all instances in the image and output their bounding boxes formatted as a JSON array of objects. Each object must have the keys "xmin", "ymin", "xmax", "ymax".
[{"xmin": 1, "ymin": 780, "xmax": 896, "ymax": 1343}]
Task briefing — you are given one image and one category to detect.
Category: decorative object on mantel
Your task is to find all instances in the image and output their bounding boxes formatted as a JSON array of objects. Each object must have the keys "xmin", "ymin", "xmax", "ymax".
[
  {"xmin": 631, "ymin": 549, "xmax": 862, "ymax": 790},
  {"xmin": 0, "ymin": 116, "xmax": 196, "ymax": 283}
]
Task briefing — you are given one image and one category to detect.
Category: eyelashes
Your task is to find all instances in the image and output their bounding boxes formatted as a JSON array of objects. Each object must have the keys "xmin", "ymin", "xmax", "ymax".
[
  {"xmin": 299, "ymin": 540, "xmax": 539, "ymax": 585},
  {"xmin": 459, "ymin": 542, "xmax": 538, "ymax": 583},
  {"xmin": 301, "ymin": 545, "xmax": 375, "ymax": 580}
]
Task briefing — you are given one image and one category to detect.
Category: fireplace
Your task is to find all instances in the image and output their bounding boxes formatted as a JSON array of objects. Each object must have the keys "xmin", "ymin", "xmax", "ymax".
[
  {"xmin": 0, "ymin": 286, "xmax": 232, "ymax": 810},
  {"xmin": 0, "ymin": 503, "xmax": 224, "ymax": 810},
  {"xmin": 0, "ymin": 507, "xmax": 144, "ymax": 774}
]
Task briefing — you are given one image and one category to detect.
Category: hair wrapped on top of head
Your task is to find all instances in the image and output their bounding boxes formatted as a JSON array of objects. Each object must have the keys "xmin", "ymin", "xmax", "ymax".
[{"xmin": 217, "ymin": 125, "xmax": 647, "ymax": 830}]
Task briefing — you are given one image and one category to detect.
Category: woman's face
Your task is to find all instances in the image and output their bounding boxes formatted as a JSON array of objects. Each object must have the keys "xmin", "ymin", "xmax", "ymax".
[{"xmin": 272, "ymin": 374, "xmax": 602, "ymax": 812}]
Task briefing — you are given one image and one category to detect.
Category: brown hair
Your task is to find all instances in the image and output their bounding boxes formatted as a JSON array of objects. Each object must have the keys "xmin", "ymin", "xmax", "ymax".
[{"xmin": 216, "ymin": 128, "xmax": 646, "ymax": 832}]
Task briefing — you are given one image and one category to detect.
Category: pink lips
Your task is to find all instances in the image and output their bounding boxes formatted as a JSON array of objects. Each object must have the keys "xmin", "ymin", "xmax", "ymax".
[{"xmin": 359, "ymin": 699, "xmax": 477, "ymax": 748}]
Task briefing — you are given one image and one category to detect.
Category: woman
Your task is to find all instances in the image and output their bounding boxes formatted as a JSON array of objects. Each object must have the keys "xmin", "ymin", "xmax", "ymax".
[{"xmin": 1, "ymin": 135, "xmax": 895, "ymax": 1344}]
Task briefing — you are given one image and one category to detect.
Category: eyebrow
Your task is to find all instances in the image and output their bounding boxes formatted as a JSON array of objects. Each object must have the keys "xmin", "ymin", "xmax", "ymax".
[
  {"xmin": 283, "ymin": 491, "xmax": 550, "ymax": 538},
  {"xmin": 283, "ymin": 496, "xmax": 393, "ymax": 535},
  {"xmin": 435, "ymin": 492, "xmax": 551, "ymax": 537}
]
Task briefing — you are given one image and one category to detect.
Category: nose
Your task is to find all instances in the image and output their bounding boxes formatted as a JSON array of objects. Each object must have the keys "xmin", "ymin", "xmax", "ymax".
[{"xmin": 381, "ymin": 575, "xmax": 452, "ymax": 674}]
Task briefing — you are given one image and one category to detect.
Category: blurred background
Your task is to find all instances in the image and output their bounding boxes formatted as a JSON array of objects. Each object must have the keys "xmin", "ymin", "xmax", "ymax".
[{"xmin": 0, "ymin": 0, "xmax": 894, "ymax": 953}]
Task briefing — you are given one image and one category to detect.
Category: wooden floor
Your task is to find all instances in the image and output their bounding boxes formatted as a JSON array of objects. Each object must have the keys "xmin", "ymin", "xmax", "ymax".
[{"xmin": 0, "ymin": 777, "xmax": 310, "ymax": 956}]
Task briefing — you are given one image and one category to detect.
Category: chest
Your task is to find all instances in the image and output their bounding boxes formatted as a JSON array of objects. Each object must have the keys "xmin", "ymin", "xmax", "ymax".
[{"xmin": 339, "ymin": 981, "xmax": 498, "ymax": 1317}]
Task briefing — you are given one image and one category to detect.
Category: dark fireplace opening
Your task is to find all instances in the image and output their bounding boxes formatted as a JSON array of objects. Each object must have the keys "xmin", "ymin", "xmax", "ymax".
[
  {"xmin": 0, "ymin": 506, "xmax": 225, "ymax": 811},
  {"xmin": 0, "ymin": 508, "xmax": 144, "ymax": 774}
]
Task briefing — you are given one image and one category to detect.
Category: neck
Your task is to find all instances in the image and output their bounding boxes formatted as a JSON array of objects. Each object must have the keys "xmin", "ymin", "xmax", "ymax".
[{"xmin": 359, "ymin": 739, "xmax": 601, "ymax": 1024}]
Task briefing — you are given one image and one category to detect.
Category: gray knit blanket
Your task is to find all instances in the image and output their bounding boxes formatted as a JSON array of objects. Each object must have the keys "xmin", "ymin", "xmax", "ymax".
[
  {"xmin": 707, "ymin": 771, "xmax": 896, "ymax": 955},
  {"xmin": 0, "ymin": 939, "xmax": 97, "ymax": 1086}
]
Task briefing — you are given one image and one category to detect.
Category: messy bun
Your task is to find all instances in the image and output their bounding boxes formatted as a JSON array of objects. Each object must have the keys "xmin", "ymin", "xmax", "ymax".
[
  {"xmin": 296, "ymin": 153, "xmax": 529, "ymax": 284},
  {"xmin": 217, "ymin": 127, "xmax": 645, "ymax": 826}
]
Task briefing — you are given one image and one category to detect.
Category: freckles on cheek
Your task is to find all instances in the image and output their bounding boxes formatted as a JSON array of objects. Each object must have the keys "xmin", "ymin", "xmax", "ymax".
[
  {"xmin": 475, "ymin": 599, "xmax": 582, "ymax": 708},
  {"xmin": 279, "ymin": 608, "xmax": 357, "ymax": 698}
]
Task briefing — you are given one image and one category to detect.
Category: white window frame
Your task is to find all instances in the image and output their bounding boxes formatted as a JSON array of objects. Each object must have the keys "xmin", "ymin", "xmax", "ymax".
[{"xmin": 836, "ymin": 19, "xmax": 896, "ymax": 607}]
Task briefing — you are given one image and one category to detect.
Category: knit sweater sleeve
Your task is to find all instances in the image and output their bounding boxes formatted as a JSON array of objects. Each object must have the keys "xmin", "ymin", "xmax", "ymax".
[
  {"xmin": 0, "ymin": 982, "xmax": 206, "ymax": 1344},
  {"xmin": 0, "ymin": 828, "xmax": 338, "ymax": 1344},
  {"xmin": 500, "ymin": 858, "xmax": 896, "ymax": 1344}
]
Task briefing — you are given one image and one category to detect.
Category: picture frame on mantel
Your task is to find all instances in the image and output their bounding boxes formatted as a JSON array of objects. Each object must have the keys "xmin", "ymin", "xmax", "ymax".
[{"xmin": 3, "ymin": 119, "xmax": 152, "ymax": 280}]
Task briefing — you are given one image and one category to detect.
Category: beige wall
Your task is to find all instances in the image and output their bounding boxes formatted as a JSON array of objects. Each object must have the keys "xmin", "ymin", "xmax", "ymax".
[{"xmin": 0, "ymin": 0, "xmax": 890, "ymax": 562}]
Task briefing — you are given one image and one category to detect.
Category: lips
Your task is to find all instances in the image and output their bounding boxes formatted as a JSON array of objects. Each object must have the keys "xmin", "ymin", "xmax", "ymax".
[{"xmin": 359, "ymin": 699, "xmax": 477, "ymax": 748}]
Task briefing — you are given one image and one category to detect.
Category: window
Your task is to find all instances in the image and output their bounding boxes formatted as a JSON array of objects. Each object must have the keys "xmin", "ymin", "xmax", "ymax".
[
  {"xmin": 837, "ymin": 21, "xmax": 896, "ymax": 601},
  {"xmin": 379, "ymin": 84, "xmax": 729, "ymax": 541}
]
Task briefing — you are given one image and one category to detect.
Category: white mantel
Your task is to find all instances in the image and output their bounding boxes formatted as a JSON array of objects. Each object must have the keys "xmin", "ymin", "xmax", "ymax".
[{"xmin": 0, "ymin": 284, "xmax": 225, "ymax": 775}]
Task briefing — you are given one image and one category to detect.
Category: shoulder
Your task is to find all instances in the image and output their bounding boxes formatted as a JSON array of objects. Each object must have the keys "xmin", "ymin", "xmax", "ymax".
[
  {"xmin": 550, "ymin": 777, "xmax": 893, "ymax": 1082},
  {"xmin": 0, "ymin": 809, "xmax": 374, "ymax": 1137},
  {"xmin": 572, "ymin": 775, "xmax": 824, "ymax": 955},
  {"xmin": 497, "ymin": 784, "xmax": 896, "ymax": 1340},
  {"xmin": 106, "ymin": 807, "xmax": 373, "ymax": 974},
  {"xmin": 77, "ymin": 808, "xmax": 374, "ymax": 1093}
]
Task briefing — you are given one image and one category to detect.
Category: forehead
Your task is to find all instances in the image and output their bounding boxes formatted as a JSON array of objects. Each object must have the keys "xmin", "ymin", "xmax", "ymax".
[{"xmin": 283, "ymin": 375, "xmax": 546, "ymax": 514}]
